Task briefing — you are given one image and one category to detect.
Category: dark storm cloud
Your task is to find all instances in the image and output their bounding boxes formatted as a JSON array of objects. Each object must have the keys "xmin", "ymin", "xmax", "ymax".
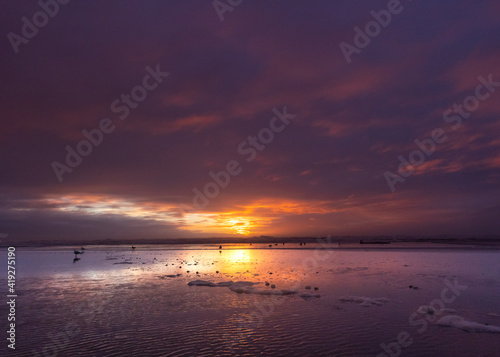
[{"xmin": 1, "ymin": 0, "xmax": 499, "ymax": 241}]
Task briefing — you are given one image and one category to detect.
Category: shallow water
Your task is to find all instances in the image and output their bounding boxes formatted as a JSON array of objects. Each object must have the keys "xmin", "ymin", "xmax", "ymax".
[{"xmin": 1, "ymin": 245, "xmax": 500, "ymax": 356}]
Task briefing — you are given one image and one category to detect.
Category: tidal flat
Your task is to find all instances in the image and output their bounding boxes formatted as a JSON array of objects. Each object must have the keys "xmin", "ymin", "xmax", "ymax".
[{"xmin": 2, "ymin": 244, "xmax": 500, "ymax": 356}]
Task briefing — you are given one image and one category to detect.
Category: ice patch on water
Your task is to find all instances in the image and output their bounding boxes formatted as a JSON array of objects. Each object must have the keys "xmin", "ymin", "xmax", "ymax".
[
  {"xmin": 187, "ymin": 280, "xmax": 297, "ymax": 295},
  {"xmin": 437, "ymin": 315, "xmax": 500, "ymax": 333},
  {"xmin": 338, "ymin": 296, "xmax": 389, "ymax": 307},
  {"xmin": 187, "ymin": 280, "xmax": 214, "ymax": 286},
  {"xmin": 214, "ymin": 281, "xmax": 235, "ymax": 287},
  {"xmin": 187, "ymin": 280, "xmax": 235, "ymax": 287},
  {"xmin": 158, "ymin": 274, "xmax": 182, "ymax": 279},
  {"xmin": 229, "ymin": 281, "xmax": 296, "ymax": 295},
  {"xmin": 417, "ymin": 305, "xmax": 436, "ymax": 315}
]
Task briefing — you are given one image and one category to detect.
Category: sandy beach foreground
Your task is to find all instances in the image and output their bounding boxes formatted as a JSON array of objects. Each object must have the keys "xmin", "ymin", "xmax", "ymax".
[{"xmin": 1, "ymin": 244, "xmax": 500, "ymax": 356}]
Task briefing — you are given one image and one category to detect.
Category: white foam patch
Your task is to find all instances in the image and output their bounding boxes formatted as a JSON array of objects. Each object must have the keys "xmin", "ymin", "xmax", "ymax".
[
  {"xmin": 158, "ymin": 274, "xmax": 182, "ymax": 279},
  {"xmin": 229, "ymin": 281, "xmax": 296, "ymax": 295},
  {"xmin": 187, "ymin": 280, "xmax": 214, "ymax": 286},
  {"xmin": 214, "ymin": 281, "xmax": 235, "ymax": 287},
  {"xmin": 417, "ymin": 305, "xmax": 436, "ymax": 315},
  {"xmin": 187, "ymin": 280, "xmax": 297, "ymax": 295},
  {"xmin": 187, "ymin": 280, "xmax": 235, "ymax": 287},
  {"xmin": 437, "ymin": 315, "xmax": 500, "ymax": 333},
  {"xmin": 338, "ymin": 296, "xmax": 389, "ymax": 307}
]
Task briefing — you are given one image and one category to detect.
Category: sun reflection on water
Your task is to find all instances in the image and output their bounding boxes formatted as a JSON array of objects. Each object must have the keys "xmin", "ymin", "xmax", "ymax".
[{"xmin": 226, "ymin": 249, "xmax": 252, "ymax": 264}]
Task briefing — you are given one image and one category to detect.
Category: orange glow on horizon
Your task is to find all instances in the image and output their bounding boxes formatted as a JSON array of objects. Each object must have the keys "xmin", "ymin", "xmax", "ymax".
[
  {"xmin": 32, "ymin": 194, "xmax": 342, "ymax": 236},
  {"xmin": 31, "ymin": 194, "xmax": 418, "ymax": 237}
]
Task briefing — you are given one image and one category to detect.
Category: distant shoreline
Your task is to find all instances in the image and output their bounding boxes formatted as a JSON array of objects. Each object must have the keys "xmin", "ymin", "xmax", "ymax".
[{"xmin": 2, "ymin": 236, "xmax": 500, "ymax": 248}]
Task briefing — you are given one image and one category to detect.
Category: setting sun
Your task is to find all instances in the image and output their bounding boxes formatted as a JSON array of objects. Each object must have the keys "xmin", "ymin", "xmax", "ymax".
[{"xmin": 223, "ymin": 217, "xmax": 253, "ymax": 235}]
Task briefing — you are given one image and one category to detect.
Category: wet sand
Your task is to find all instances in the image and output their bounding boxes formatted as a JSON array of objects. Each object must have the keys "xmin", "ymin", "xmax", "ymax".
[{"xmin": 1, "ymin": 245, "xmax": 500, "ymax": 356}]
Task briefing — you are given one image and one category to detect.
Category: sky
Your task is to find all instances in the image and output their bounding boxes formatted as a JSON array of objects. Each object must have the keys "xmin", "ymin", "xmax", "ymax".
[{"xmin": 1, "ymin": 0, "xmax": 500, "ymax": 242}]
